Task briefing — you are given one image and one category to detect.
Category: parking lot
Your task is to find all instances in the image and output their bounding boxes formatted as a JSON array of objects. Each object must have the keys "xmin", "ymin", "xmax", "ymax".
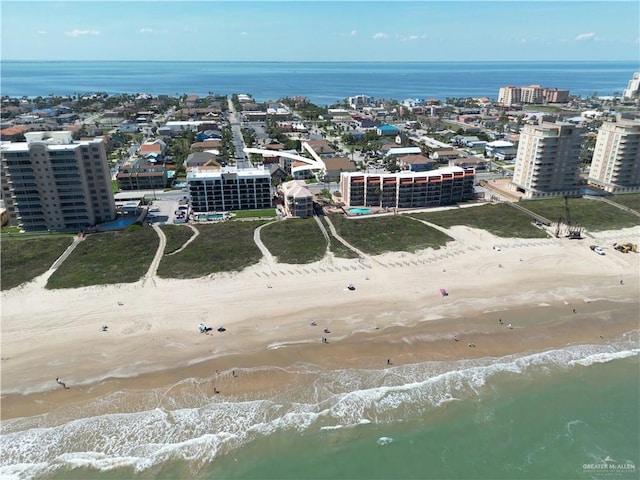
[{"xmin": 146, "ymin": 197, "xmax": 189, "ymax": 225}]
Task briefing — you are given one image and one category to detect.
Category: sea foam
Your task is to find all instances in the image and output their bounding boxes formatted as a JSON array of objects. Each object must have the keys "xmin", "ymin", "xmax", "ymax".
[{"xmin": 1, "ymin": 334, "xmax": 638, "ymax": 477}]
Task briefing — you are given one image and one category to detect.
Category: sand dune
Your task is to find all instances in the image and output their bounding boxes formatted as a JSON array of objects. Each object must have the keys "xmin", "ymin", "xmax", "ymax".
[{"xmin": 1, "ymin": 225, "xmax": 638, "ymax": 418}]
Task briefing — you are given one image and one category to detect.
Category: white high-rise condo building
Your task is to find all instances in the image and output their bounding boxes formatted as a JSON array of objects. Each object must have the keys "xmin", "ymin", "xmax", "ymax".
[
  {"xmin": 588, "ymin": 117, "xmax": 640, "ymax": 194},
  {"xmin": 623, "ymin": 72, "xmax": 640, "ymax": 99},
  {"xmin": 0, "ymin": 131, "xmax": 116, "ymax": 232},
  {"xmin": 511, "ymin": 122, "xmax": 583, "ymax": 199}
]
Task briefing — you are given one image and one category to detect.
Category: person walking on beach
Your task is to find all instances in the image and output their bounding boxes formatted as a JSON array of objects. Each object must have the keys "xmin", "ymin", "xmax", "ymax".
[{"xmin": 56, "ymin": 378, "xmax": 69, "ymax": 389}]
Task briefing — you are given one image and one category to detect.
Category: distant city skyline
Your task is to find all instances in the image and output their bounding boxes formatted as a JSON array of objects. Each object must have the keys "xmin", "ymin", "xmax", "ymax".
[{"xmin": 1, "ymin": 1, "xmax": 639, "ymax": 62}]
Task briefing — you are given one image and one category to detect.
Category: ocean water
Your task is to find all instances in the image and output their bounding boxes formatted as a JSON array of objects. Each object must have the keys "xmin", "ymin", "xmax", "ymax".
[
  {"xmin": 1, "ymin": 333, "xmax": 638, "ymax": 480},
  {"xmin": 1, "ymin": 61, "xmax": 637, "ymax": 105}
]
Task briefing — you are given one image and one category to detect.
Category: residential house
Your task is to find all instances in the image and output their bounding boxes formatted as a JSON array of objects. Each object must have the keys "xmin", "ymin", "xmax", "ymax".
[
  {"xmin": 322, "ymin": 157, "xmax": 357, "ymax": 182},
  {"xmin": 377, "ymin": 125, "xmax": 400, "ymax": 137},
  {"xmin": 190, "ymin": 139, "xmax": 222, "ymax": 152},
  {"xmin": 398, "ymin": 154, "xmax": 437, "ymax": 172},
  {"xmin": 431, "ymin": 149, "xmax": 464, "ymax": 164},
  {"xmin": 185, "ymin": 151, "xmax": 220, "ymax": 169},
  {"xmin": 449, "ymin": 156, "xmax": 488, "ymax": 171}
]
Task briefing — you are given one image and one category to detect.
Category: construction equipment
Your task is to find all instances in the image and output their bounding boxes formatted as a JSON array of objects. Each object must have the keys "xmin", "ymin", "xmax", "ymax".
[
  {"xmin": 564, "ymin": 196, "xmax": 582, "ymax": 239},
  {"xmin": 613, "ymin": 243, "xmax": 638, "ymax": 253}
]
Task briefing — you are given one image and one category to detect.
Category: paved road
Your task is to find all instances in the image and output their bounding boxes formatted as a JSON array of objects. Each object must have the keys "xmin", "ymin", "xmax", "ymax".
[{"xmin": 227, "ymin": 98, "xmax": 252, "ymax": 169}]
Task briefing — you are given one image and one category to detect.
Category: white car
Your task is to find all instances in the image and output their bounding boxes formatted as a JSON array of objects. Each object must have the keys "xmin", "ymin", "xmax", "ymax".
[{"xmin": 592, "ymin": 246, "xmax": 606, "ymax": 256}]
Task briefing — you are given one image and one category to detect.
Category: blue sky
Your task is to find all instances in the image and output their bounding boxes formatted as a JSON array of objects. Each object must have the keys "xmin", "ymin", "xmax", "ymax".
[{"xmin": 2, "ymin": 1, "xmax": 639, "ymax": 61}]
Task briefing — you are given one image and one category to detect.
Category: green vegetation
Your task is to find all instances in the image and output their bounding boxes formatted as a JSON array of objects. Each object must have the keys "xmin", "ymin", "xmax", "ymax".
[
  {"xmin": 161, "ymin": 225, "xmax": 195, "ymax": 254},
  {"xmin": 260, "ymin": 218, "xmax": 326, "ymax": 264},
  {"xmin": 1, "ymin": 235, "xmax": 74, "ymax": 290},
  {"xmin": 608, "ymin": 193, "xmax": 640, "ymax": 213},
  {"xmin": 232, "ymin": 209, "xmax": 277, "ymax": 219},
  {"xmin": 330, "ymin": 238, "xmax": 361, "ymax": 259},
  {"xmin": 329, "ymin": 215, "xmax": 452, "ymax": 255},
  {"xmin": 520, "ymin": 198, "xmax": 640, "ymax": 232},
  {"xmin": 166, "ymin": 130, "xmax": 195, "ymax": 175},
  {"xmin": 522, "ymin": 105, "xmax": 564, "ymax": 113},
  {"xmin": 280, "ymin": 97, "xmax": 329, "ymax": 120},
  {"xmin": 1, "ymin": 226, "xmax": 21, "ymax": 234},
  {"xmin": 341, "ymin": 130, "xmax": 382, "ymax": 154},
  {"xmin": 47, "ymin": 225, "xmax": 159, "ymax": 289},
  {"xmin": 264, "ymin": 119, "xmax": 301, "ymax": 151},
  {"xmin": 111, "ymin": 179, "xmax": 119, "ymax": 194},
  {"xmin": 156, "ymin": 222, "xmax": 265, "ymax": 278},
  {"xmin": 412, "ymin": 204, "xmax": 549, "ymax": 238}
]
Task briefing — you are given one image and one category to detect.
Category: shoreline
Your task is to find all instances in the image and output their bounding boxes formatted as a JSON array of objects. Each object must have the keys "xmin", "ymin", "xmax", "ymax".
[{"xmin": 1, "ymin": 226, "xmax": 639, "ymax": 421}]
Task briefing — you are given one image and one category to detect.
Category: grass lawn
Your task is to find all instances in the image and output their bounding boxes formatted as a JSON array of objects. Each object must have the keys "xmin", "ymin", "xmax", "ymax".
[
  {"xmin": 412, "ymin": 204, "xmax": 549, "ymax": 238},
  {"xmin": 47, "ymin": 225, "xmax": 159, "ymax": 289},
  {"xmin": 260, "ymin": 218, "xmax": 326, "ymax": 264},
  {"xmin": 232, "ymin": 209, "xmax": 277, "ymax": 219},
  {"xmin": 520, "ymin": 197, "xmax": 640, "ymax": 232},
  {"xmin": 329, "ymin": 214, "xmax": 452, "ymax": 255},
  {"xmin": 608, "ymin": 193, "xmax": 640, "ymax": 213},
  {"xmin": 161, "ymin": 225, "xmax": 195, "ymax": 254},
  {"xmin": 157, "ymin": 221, "xmax": 265, "ymax": 278},
  {"xmin": 1, "ymin": 235, "xmax": 74, "ymax": 290}
]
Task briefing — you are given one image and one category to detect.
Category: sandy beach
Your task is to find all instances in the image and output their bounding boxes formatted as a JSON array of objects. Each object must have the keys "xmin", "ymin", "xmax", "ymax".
[{"xmin": 2, "ymin": 225, "xmax": 639, "ymax": 421}]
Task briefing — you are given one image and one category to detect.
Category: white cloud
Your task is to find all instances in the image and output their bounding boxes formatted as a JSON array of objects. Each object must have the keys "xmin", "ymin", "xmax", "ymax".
[
  {"xmin": 240, "ymin": 31, "xmax": 248, "ymax": 35},
  {"xmin": 138, "ymin": 28, "xmax": 167, "ymax": 35},
  {"xmin": 36, "ymin": 30, "xmax": 47, "ymax": 35},
  {"xmin": 347, "ymin": 30, "xmax": 357, "ymax": 37},
  {"xmin": 575, "ymin": 32, "xmax": 596, "ymax": 41},
  {"xmin": 401, "ymin": 34, "xmax": 427, "ymax": 42},
  {"xmin": 373, "ymin": 32, "xmax": 389, "ymax": 40},
  {"xmin": 65, "ymin": 29, "xmax": 100, "ymax": 37}
]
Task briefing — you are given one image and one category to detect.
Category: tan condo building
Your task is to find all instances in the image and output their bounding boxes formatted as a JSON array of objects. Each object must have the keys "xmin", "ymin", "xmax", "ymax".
[
  {"xmin": 588, "ymin": 118, "xmax": 640, "ymax": 194},
  {"xmin": 0, "ymin": 131, "xmax": 116, "ymax": 232},
  {"xmin": 511, "ymin": 122, "xmax": 583, "ymax": 199}
]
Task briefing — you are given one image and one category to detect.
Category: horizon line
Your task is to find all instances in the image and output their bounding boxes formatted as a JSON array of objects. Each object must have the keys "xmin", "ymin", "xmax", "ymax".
[{"xmin": 2, "ymin": 59, "xmax": 639, "ymax": 64}]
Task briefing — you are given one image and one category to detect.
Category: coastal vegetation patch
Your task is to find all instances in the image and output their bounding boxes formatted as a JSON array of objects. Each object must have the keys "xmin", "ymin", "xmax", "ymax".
[
  {"xmin": 260, "ymin": 218, "xmax": 326, "ymax": 264},
  {"xmin": 329, "ymin": 215, "xmax": 452, "ymax": 255},
  {"xmin": 161, "ymin": 225, "xmax": 195, "ymax": 254},
  {"xmin": 330, "ymin": 238, "xmax": 361, "ymax": 259},
  {"xmin": 157, "ymin": 221, "xmax": 265, "ymax": 278},
  {"xmin": 413, "ymin": 204, "xmax": 549, "ymax": 238},
  {"xmin": 232, "ymin": 209, "xmax": 277, "ymax": 219},
  {"xmin": 607, "ymin": 193, "xmax": 640, "ymax": 213},
  {"xmin": 46, "ymin": 225, "xmax": 159, "ymax": 289},
  {"xmin": 1, "ymin": 235, "xmax": 74, "ymax": 290},
  {"xmin": 520, "ymin": 198, "xmax": 640, "ymax": 232}
]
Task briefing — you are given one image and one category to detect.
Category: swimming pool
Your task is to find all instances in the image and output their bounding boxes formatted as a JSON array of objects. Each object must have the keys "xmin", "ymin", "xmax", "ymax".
[
  {"xmin": 97, "ymin": 216, "xmax": 139, "ymax": 231},
  {"xmin": 348, "ymin": 207, "xmax": 372, "ymax": 215}
]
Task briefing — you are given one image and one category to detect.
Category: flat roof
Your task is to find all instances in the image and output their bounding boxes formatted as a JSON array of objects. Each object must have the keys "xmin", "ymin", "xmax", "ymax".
[
  {"xmin": 341, "ymin": 165, "xmax": 471, "ymax": 179},
  {"xmin": 187, "ymin": 166, "xmax": 270, "ymax": 180}
]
